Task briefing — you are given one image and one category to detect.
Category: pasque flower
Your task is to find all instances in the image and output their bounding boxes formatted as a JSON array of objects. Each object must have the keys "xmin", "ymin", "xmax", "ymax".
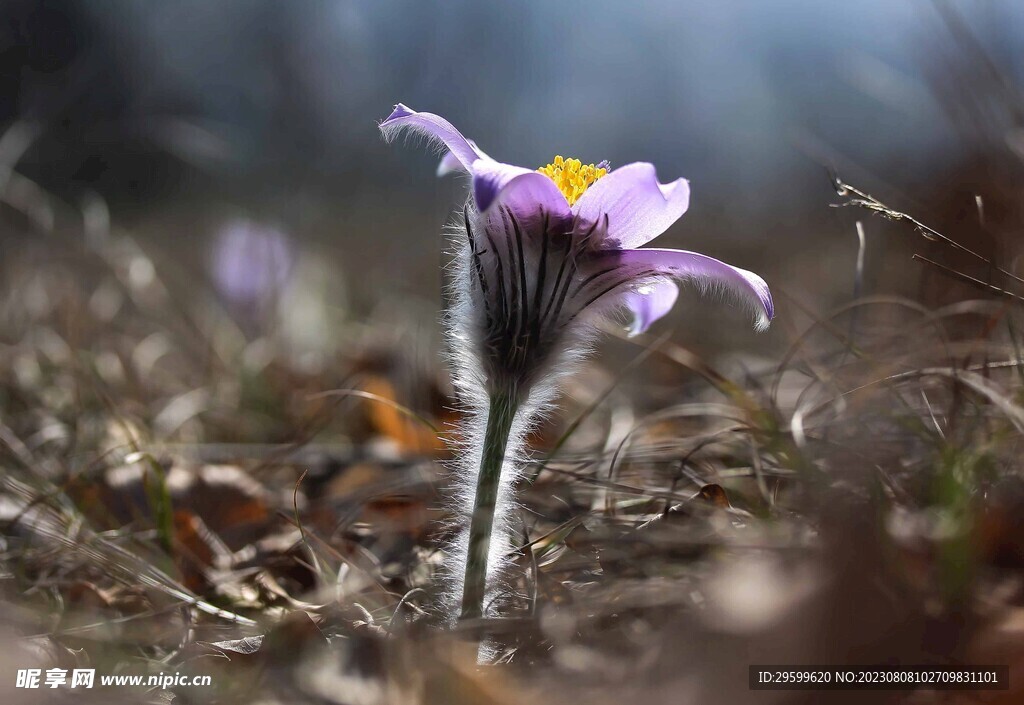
[{"xmin": 380, "ymin": 103, "xmax": 773, "ymax": 629}]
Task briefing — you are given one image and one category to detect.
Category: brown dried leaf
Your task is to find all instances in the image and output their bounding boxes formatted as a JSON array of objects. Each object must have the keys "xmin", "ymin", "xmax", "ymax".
[
  {"xmin": 363, "ymin": 375, "xmax": 443, "ymax": 454},
  {"xmin": 699, "ymin": 483, "xmax": 732, "ymax": 509}
]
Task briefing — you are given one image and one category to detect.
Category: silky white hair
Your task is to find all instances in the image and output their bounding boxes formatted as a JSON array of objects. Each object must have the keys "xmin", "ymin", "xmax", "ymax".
[{"xmin": 434, "ymin": 210, "xmax": 617, "ymax": 624}]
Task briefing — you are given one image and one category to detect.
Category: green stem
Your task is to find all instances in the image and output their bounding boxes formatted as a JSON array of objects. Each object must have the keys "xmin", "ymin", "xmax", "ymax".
[{"xmin": 460, "ymin": 391, "xmax": 518, "ymax": 621}]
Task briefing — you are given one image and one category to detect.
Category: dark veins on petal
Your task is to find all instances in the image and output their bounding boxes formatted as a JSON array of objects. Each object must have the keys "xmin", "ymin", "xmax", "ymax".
[{"xmin": 463, "ymin": 207, "xmax": 656, "ymax": 396}]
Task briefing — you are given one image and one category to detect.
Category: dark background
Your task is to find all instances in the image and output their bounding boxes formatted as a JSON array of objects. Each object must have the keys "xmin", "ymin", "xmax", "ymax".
[{"xmin": 3, "ymin": 0, "xmax": 1024, "ymax": 357}]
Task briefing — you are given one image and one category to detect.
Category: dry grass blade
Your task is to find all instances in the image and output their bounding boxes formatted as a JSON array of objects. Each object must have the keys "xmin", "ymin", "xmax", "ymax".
[
  {"xmin": 306, "ymin": 388, "xmax": 441, "ymax": 434},
  {"xmin": 831, "ymin": 172, "xmax": 1024, "ymax": 288}
]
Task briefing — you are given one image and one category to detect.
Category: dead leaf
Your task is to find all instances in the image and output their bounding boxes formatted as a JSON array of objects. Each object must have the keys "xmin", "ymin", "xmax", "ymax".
[
  {"xmin": 208, "ymin": 634, "xmax": 265, "ymax": 658},
  {"xmin": 699, "ymin": 484, "xmax": 732, "ymax": 508},
  {"xmin": 363, "ymin": 376, "xmax": 443, "ymax": 454}
]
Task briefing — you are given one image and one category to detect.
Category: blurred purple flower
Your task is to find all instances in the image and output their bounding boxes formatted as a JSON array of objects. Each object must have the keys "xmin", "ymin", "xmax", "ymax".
[{"xmin": 210, "ymin": 219, "xmax": 294, "ymax": 310}]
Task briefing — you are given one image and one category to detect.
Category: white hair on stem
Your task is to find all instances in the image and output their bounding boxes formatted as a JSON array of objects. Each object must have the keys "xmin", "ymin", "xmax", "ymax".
[
  {"xmin": 432, "ymin": 205, "xmax": 772, "ymax": 649},
  {"xmin": 434, "ymin": 207, "xmax": 610, "ymax": 628}
]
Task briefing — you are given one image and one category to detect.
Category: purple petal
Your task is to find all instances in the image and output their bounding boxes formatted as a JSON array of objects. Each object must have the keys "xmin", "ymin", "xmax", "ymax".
[
  {"xmin": 623, "ymin": 278, "xmax": 679, "ymax": 336},
  {"xmin": 378, "ymin": 104, "xmax": 485, "ymax": 172},
  {"xmin": 573, "ymin": 163, "xmax": 690, "ymax": 249},
  {"xmin": 472, "ymin": 158, "xmax": 571, "ymax": 223},
  {"xmin": 619, "ymin": 248, "xmax": 773, "ymax": 331},
  {"xmin": 437, "ymin": 138, "xmax": 489, "ymax": 176},
  {"xmin": 436, "ymin": 150, "xmax": 463, "ymax": 177}
]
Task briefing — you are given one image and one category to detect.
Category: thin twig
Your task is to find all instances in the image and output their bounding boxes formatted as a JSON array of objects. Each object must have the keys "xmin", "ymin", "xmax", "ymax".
[
  {"xmin": 830, "ymin": 173, "xmax": 1024, "ymax": 288},
  {"xmin": 912, "ymin": 254, "xmax": 1024, "ymax": 303}
]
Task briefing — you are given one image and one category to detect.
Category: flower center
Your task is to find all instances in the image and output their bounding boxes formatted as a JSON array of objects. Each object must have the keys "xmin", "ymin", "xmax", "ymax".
[{"xmin": 537, "ymin": 155, "xmax": 608, "ymax": 206}]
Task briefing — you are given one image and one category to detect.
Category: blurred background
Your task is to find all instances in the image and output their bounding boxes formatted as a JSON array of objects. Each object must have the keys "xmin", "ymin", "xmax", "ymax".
[
  {"xmin": 5, "ymin": 2, "xmax": 1024, "ymax": 703},
  {"xmin": 5, "ymin": 0, "xmax": 1024, "ymax": 360}
]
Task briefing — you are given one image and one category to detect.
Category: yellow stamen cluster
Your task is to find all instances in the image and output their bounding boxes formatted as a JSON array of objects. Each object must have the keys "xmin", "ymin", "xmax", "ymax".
[{"xmin": 537, "ymin": 155, "xmax": 607, "ymax": 206}]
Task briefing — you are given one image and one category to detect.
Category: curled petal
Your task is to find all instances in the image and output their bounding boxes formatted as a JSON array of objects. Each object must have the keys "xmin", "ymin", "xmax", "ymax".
[
  {"xmin": 622, "ymin": 278, "xmax": 679, "ymax": 336},
  {"xmin": 438, "ymin": 139, "xmax": 489, "ymax": 176},
  {"xmin": 573, "ymin": 162, "xmax": 690, "ymax": 249},
  {"xmin": 472, "ymin": 159, "xmax": 571, "ymax": 223},
  {"xmin": 619, "ymin": 248, "xmax": 773, "ymax": 331},
  {"xmin": 378, "ymin": 104, "xmax": 485, "ymax": 172}
]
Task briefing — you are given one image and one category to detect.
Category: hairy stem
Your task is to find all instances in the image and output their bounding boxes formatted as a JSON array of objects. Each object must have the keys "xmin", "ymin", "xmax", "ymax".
[{"xmin": 460, "ymin": 390, "xmax": 518, "ymax": 621}]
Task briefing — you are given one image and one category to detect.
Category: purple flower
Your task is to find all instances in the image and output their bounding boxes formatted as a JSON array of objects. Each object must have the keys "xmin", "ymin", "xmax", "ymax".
[
  {"xmin": 381, "ymin": 103, "xmax": 772, "ymax": 392},
  {"xmin": 381, "ymin": 104, "xmax": 775, "ymax": 630},
  {"xmin": 210, "ymin": 219, "xmax": 294, "ymax": 310}
]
